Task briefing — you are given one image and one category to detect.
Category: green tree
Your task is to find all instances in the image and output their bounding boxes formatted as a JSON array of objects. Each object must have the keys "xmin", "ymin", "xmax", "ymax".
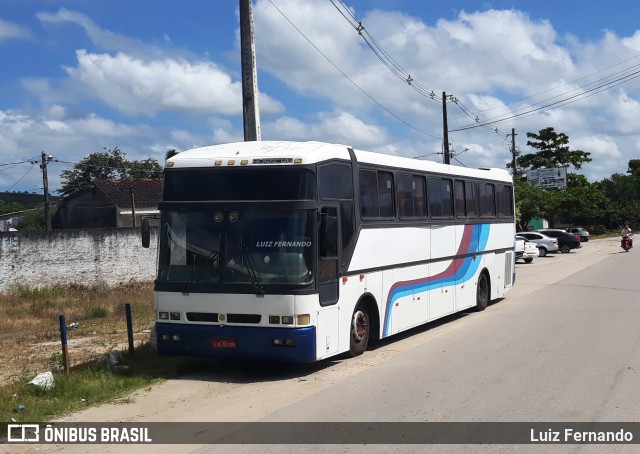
[
  {"xmin": 514, "ymin": 177, "xmax": 549, "ymax": 231},
  {"xmin": 15, "ymin": 207, "xmax": 49, "ymax": 232},
  {"xmin": 165, "ymin": 149, "xmax": 179, "ymax": 160},
  {"xmin": 59, "ymin": 147, "xmax": 162, "ymax": 196},
  {"xmin": 514, "ymin": 127, "xmax": 592, "ymax": 171},
  {"xmin": 124, "ymin": 158, "xmax": 163, "ymax": 179},
  {"xmin": 627, "ymin": 159, "xmax": 640, "ymax": 176},
  {"xmin": 598, "ymin": 173, "xmax": 640, "ymax": 202},
  {"xmin": 557, "ymin": 175, "xmax": 609, "ymax": 227}
]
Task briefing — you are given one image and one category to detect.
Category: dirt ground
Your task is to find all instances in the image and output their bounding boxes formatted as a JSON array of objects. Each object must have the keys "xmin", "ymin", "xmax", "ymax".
[{"xmin": 0, "ymin": 328, "xmax": 153, "ymax": 387}]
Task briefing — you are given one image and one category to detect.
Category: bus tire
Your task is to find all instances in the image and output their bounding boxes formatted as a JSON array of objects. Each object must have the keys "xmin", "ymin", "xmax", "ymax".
[
  {"xmin": 475, "ymin": 271, "xmax": 490, "ymax": 312},
  {"xmin": 349, "ymin": 304, "xmax": 370, "ymax": 357}
]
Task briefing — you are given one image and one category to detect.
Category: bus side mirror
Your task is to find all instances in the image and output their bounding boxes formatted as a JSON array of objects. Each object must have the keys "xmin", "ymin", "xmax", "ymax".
[{"xmin": 141, "ymin": 218, "xmax": 150, "ymax": 248}]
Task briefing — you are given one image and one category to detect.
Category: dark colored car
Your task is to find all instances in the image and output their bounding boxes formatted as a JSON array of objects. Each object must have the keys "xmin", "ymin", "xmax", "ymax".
[
  {"xmin": 566, "ymin": 227, "xmax": 590, "ymax": 242},
  {"xmin": 535, "ymin": 229, "xmax": 581, "ymax": 253}
]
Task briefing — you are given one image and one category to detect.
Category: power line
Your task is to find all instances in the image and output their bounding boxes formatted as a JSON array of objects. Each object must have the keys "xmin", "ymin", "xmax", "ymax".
[
  {"xmin": 268, "ymin": 0, "xmax": 441, "ymax": 139},
  {"xmin": 450, "ymin": 68, "xmax": 640, "ymax": 132},
  {"xmin": 5, "ymin": 163, "xmax": 35, "ymax": 192}
]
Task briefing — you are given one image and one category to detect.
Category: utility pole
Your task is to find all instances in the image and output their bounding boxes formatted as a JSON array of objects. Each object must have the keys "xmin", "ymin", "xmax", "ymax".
[
  {"xmin": 510, "ymin": 128, "xmax": 518, "ymax": 176},
  {"xmin": 442, "ymin": 91, "xmax": 451, "ymax": 165},
  {"xmin": 239, "ymin": 0, "xmax": 261, "ymax": 141},
  {"xmin": 40, "ymin": 151, "xmax": 53, "ymax": 231},
  {"xmin": 129, "ymin": 187, "xmax": 136, "ymax": 228}
]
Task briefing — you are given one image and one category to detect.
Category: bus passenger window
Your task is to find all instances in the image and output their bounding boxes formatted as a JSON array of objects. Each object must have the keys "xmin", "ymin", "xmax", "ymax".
[
  {"xmin": 359, "ymin": 170, "xmax": 378, "ymax": 218},
  {"xmin": 359, "ymin": 170, "xmax": 394, "ymax": 218},
  {"xmin": 397, "ymin": 173, "xmax": 412, "ymax": 217},
  {"xmin": 465, "ymin": 181, "xmax": 477, "ymax": 218},
  {"xmin": 454, "ymin": 180, "xmax": 466, "ymax": 217},
  {"xmin": 479, "ymin": 183, "xmax": 496, "ymax": 218},
  {"xmin": 413, "ymin": 176, "xmax": 427, "ymax": 217},
  {"xmin": 378, "ymin": 172, "xmax": 394, "ymax": 217},
  {"xmin": 319, "ymin": 163, "xmax": 353, "ymax": 200},
  {"xmin": 428, "ymin": 178, "xmax": 453, "ymax": 218},
  {"xmin": 496, "ymin": 184, "xmax": 514, "ymax": 218}
]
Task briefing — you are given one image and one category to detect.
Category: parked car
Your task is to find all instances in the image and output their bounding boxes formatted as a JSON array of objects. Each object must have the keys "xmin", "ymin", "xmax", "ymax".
[
  {"xmin": 517, "ymin": 231, "xmax": 559, "ymax": 257},
  {"xmin": 515, "ymin": 236, "xmax": 525, "ymax": 259},
  {"xmin": 515, "ymin": 235, "xmax": 539, "ymax": 263},
  {"xmin": 536, "ymin": 229, "xmax": 581, "ymax": 253},
  {"xmin": 566, "ymin": 227, "xmax": 590, "ymax": 242}
]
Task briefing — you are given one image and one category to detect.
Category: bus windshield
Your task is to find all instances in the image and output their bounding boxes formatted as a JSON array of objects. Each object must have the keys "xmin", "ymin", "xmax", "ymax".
[{"xmin": 157, "ymin": 208, "xmax": 315, "ymax": 287}]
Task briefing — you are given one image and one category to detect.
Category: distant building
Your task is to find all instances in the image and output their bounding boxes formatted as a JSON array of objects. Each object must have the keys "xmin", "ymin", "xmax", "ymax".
[
  {"xmin": 53, "ymin": 179, "xmax": 162, "ymax": 229},
  {"xmin": 527, "ymin": 218, "xmax": 549, "ymax": 231}
]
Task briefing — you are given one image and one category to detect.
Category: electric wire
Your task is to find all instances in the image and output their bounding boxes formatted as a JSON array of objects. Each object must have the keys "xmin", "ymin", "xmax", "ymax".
[
  {"xmin": 5, "ymin": 163, "xmax": 35, "ymax": 192},
  {"xmin": 268, "ymin": 0, "xmax": 441, "ymax": 139}
]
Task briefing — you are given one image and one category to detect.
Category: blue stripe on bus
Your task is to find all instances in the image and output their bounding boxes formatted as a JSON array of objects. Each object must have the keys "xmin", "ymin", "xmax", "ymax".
[{"xmin": 382, "ymin": 224, "xmax": 490, "ymax": 337}]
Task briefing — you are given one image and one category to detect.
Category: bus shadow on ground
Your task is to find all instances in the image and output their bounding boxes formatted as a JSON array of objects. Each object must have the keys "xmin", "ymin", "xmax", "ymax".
[
  {"xmin": 174, "ymin": 299, "xmax": 504, "ymax": 384},
  {"xmin": 367, "ymin": 297, "xmax": 504, "ymax": 353},
  {"xmin": 173, "ymin": 355, "xmax": 341, "ymax": 384}
]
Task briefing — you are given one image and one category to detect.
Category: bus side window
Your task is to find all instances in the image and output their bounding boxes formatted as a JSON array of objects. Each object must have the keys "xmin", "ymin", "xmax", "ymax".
[
  {"xmin": 496, "ymin": 184, "xmax": 514, "ymax": 218},
  {"xmin": 479, "ymin": 183, "xmax": 496, "ymax": 218},
  {"xmin": 465, "ymin": 181, "xmax": 477, "ymax": 218},
  {"xmin": 428, "ymin": 178, "xmax": 453, "ymax": 218},
  {"xmin": 454, "ymin": 180, "xmax": 466, "ymax": 217}
]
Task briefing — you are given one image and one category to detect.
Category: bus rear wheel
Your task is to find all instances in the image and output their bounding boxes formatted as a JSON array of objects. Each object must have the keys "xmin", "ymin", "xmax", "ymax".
[
  {"xmin": 349, "ymin": 305, "xmax": 370, "ymax": 357},
  {"xmin": 475, "ymin": 272, "xmax": 490, "ymax": 312}
]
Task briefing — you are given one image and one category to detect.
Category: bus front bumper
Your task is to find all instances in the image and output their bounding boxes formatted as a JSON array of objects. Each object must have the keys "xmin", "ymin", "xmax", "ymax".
[{"xmin": 155, "ymin": 322, "xmax": 317, "ymax": 363}]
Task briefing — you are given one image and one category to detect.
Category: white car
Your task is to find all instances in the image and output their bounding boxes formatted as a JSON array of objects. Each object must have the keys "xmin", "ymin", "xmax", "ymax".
[
  {"xmin": 517, "ymin": 231, "xmax": 559, "ymax": 256},
  {"xmin": 516, "ymin": 235, "xmax": 539, "ymax": 263}
]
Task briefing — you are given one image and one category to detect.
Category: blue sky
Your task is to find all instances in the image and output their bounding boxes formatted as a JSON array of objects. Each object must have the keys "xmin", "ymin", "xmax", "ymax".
[{"xmin": 2, "ymin": 0, "xmax": 640, "ymax": 194}]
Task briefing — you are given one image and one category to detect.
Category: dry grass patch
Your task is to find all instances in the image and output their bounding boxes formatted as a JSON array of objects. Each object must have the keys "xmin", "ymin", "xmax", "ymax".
[{"xmin": 0, "ymin": 282, "xmax": 156, "ymax": 386}]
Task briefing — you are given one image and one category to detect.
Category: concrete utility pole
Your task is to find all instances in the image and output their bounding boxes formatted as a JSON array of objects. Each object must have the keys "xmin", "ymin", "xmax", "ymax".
[
  {"xmin": 239, "ymin": 0, "xmax": 261, "ymax": 141},
  {"xmin": 442, "ymin": 91, "xmax": 451, "ymax": 165},
  {"xmin": 510, "ymin": 128, "xmax": 518, "ymax": 176},
  {"xmin": 130, "ymin": 187, "xmax": 136, "ymax": 228},
  {"xmin": 40, "ymin": 151, "xmax": 53, "ymax": 231}
]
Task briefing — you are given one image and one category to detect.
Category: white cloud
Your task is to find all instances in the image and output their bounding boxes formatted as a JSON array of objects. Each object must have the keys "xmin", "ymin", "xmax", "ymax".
[
  {"xmin": 0, "ymin": 18, "xmax": 31, "ymax": 42},
  {"xmin": 62, "ymin": 50, "xmax": 284, "ymax": 116},
  {"xmin": 37, "ymin": 8, "xmax": 145, "ymax": 55},
  {"xmin": 265, "ymin": 111, "xmax": 388, "ymax": 146},
  {"xmin": 0, "ymin": 108, "xmax": 210, "ymax": 192}
]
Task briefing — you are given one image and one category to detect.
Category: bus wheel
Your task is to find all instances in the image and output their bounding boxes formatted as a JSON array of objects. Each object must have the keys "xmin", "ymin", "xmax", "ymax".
[
  {"xmin": 349, "ymin": 305, "xmax": 370, "ymax": 357},
  {"xmin": 476, "ymin": 272, "xmax": 490, "ymax": 312}
]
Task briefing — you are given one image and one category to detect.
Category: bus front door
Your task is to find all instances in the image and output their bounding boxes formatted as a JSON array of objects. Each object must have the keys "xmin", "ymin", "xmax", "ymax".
[{"xmin": 318, "ymin": 206, "xmax": 340, "ymax": 306}]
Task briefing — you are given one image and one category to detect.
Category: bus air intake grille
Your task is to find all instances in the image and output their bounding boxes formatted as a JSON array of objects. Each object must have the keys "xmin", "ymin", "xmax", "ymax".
[{"xmin": 186, "ymin": 313, "xmax": 262, "ymax": 324}]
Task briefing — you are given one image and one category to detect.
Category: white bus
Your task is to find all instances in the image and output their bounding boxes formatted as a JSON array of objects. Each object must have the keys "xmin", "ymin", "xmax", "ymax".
[{"xmin": 142, "ymin": 141, "xmax": 515, "ymax": 362}]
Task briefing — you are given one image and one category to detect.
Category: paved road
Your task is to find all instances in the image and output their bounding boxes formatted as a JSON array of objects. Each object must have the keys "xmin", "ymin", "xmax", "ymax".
[{"xmin": 8, "ymin": 238, "xmax": 640, "ymax": 453}]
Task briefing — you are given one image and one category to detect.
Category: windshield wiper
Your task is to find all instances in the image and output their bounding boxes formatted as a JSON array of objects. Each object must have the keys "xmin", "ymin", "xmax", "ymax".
[{"xmin": 241, "ymin": 242, "xmax": 264, "ymax": 297}]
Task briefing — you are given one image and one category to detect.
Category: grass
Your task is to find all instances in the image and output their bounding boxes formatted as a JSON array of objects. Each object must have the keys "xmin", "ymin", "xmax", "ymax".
[
  {"xmin": 0, "ymin": 282, "xmax": 197, "ymax": 423},
  {"xmin": 0, "ymin": 343, "xmax": 200, "ymax": 424}
]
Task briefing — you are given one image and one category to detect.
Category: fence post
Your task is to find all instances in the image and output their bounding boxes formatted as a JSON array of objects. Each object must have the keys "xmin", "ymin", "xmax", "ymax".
[
  {"xmin": 125, "ymin": 303, "xmax": 135, "ymax": 356},
  {"xmin": 58, "ymin": 315, "xmax": 70, "ymax": 373}
]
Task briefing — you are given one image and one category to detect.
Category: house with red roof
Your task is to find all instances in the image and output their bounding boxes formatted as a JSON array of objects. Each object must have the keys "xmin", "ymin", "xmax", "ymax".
[{"xmin": 53, "ymin": 179, "xmax": 162, "ymax": 229}]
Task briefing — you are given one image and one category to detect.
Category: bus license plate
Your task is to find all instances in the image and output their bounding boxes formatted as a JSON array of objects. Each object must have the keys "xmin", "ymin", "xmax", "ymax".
[{"xmin": 211, "ymin": 339, "xmax": 237, "ymax": 349}]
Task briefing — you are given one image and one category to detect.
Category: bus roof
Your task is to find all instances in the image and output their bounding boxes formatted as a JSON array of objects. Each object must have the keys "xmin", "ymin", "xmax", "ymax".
[{"xmin": 167, "ymin": 141, "xmax": 512, "ymax": 182}]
